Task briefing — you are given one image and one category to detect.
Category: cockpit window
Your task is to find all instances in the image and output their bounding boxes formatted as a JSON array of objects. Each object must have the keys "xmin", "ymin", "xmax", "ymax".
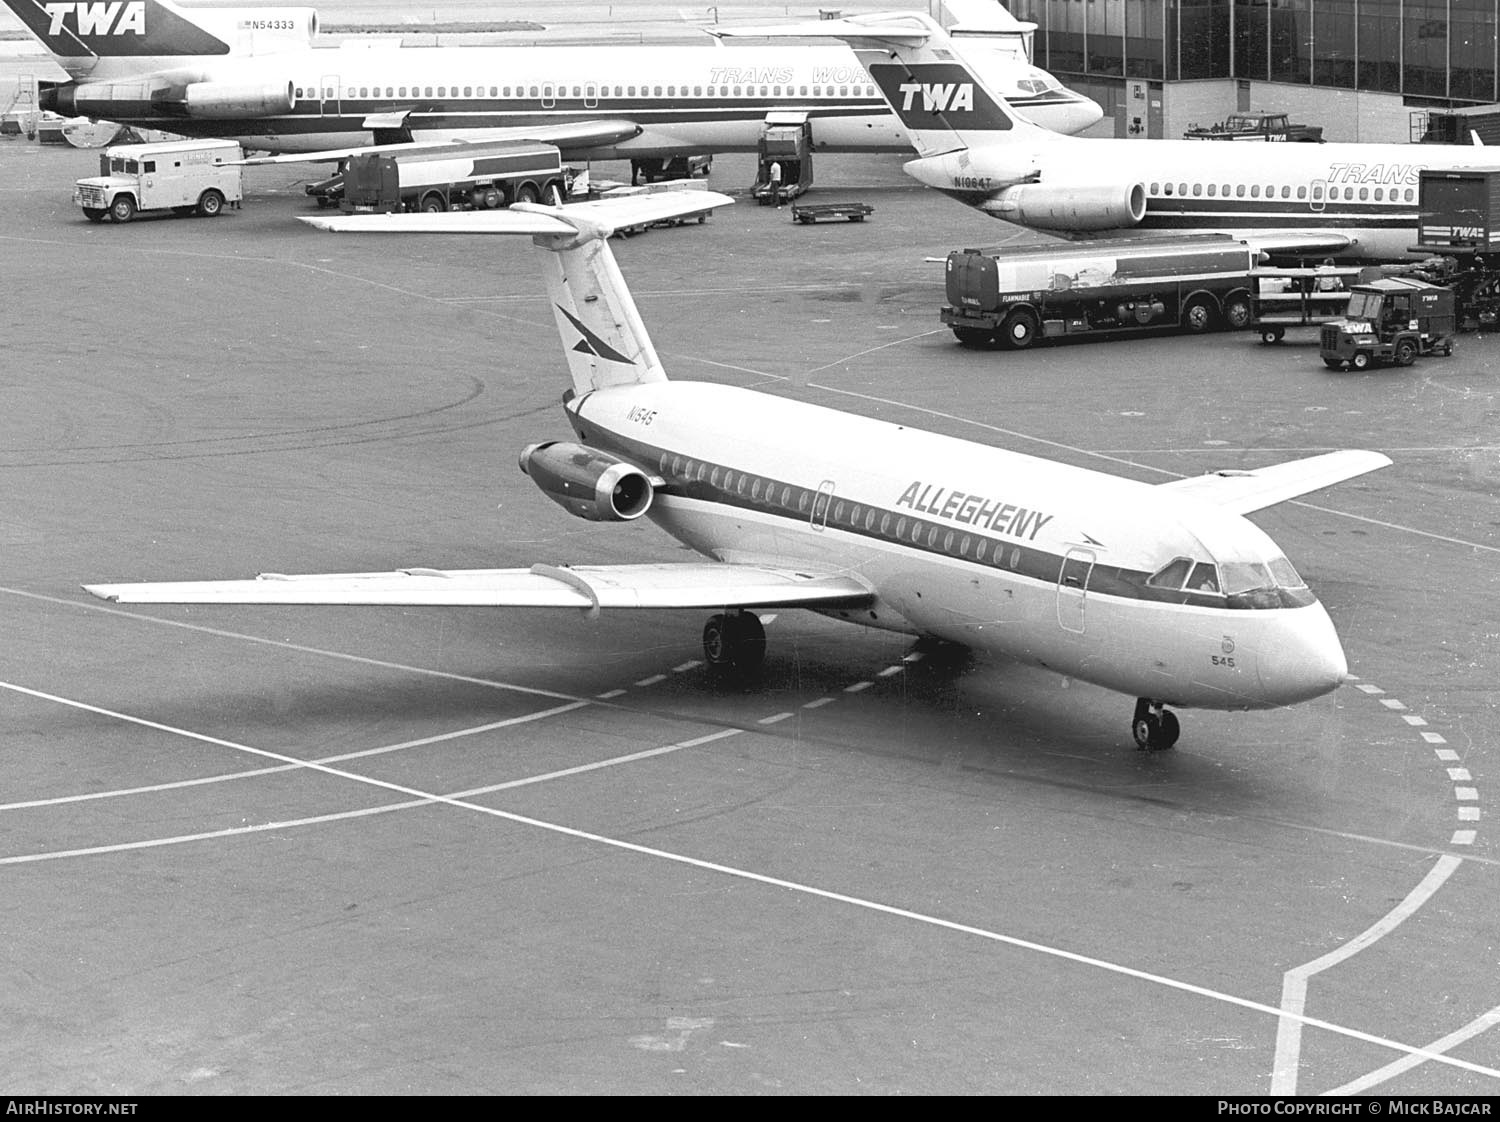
[
  {"xmin": 1188, "ymin": 562, "xmax": 1220, "ymax": 593},
  {"xmin": 1268, "ymin": 556, "xmax": 1306, "ymax": 589},
  {"xmin": 1220, "ymin": 561, "xmax": 1273, "ymax": 596},
  {"xmin": 1148, "ymin": 557, "xmax": 1192, "ymax": 590}
]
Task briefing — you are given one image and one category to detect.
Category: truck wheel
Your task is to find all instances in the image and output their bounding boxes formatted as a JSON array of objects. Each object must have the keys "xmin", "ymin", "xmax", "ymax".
[
  {"xmin": 82, "ymin": 207, "xmax": 106, "ymax": 223},
  {"xmin": 1222, "ymin": 294, "xmax": 1253, "ymax": 331},
  {"xmin": 109, "ymin": 195, "xmax": 136, "ymax": 223},
  {"xmin": 952, "ymin": 327, "xmax": 992, "ymax": 348},
  {"xmin": 1395, "ymin": 339, "xmax": 1418, "ymax": 366},
  {"xmin": 515, "ymin": 183, "xmax": 539, "ymax": 205},
  {"xmin": 1261, "ymin": 328, "xmax": 1285, "ymax": 344},
  {"xmin": 196, "ymin": 189, "xmax": 225, "ymax": 217},
  {"xmin": 1001, "ymin": 309, "xmax": 1039, "ymax": 349},
  {"xmin": 1182, "ymin": 296, "xmax": 1214, "ymax": 333},
  {"xmin": 420, "ymin": 193, "xmax": 445, "ymax": 213},
  {"xmin": 1350, "ymin": 351, "xmax": 1372, "ymax": 371}
]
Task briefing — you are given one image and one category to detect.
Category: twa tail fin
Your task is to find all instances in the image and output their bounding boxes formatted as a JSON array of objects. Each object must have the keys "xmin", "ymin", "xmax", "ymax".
[
  {"xmin": 0, "ymin": 0, "xmax": 318, "ymax": 65},
  {"xmin": 714, "ymin": 11, "xmax": 1045, "ymax": 157},
  {"xmin": 302, "ymin": 191, "xmax": 736, "ymax": 397}
]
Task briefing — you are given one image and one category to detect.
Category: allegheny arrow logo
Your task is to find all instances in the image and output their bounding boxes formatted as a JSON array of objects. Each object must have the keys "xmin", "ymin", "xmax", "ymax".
[{"xmin": 558, "ymin": 305, "xmax": 634, "ymax": 365}]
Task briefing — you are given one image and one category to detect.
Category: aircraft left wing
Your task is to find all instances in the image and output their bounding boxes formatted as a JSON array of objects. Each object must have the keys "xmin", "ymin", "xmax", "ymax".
[
  {"xmin": 84, "ymin": 563, "xmax": 874, "ymax": 614},
  {"xmin": 1157, "ymin": 450, "xmax": 1391, "ymax": 514},
  {"xmin": 301, "ymin": 189, "xmax": 735, "ymax": 236},
  {"xmin": 241, "ymin": 120, "xmax": 643, "ymax": 165}
]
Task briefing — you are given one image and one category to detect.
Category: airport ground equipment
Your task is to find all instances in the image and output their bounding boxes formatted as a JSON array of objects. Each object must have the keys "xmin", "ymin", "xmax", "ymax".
[
  {"xmin": 790, "ymin": 201, "xmax": 873, "ymax": 224},
  {"xmin": 74, "ymin": 139, "xmax": 241, "ymax": 223},
  {"xmin": 1401, "ymin": 168, "xmax": 1500, "ymax": 330},
  {"xmin": 1183, "ymin": 112, "xmax": 1323, "ymax": 143},
  {"xmin": 1414, "ymin": 104, "xmax": 1500, "ymax": 146},
  {"xmin": 753, "ymin": 114, "xmax": 813, "ymax": 205},
  {"xmin": 940, "ymin": 234, "xmax": 1257, "ymax": 349},
  {"xmin": 1318, "ymin": 278, "xmax": 1455, "ymax": 370},
  {"xmin": 1248, "ymin": 266, "xmax": 1358, "ymax": 343},
  {"xmin": 315, "ymin": 141, "xmax": 568, "ymax": 213}
]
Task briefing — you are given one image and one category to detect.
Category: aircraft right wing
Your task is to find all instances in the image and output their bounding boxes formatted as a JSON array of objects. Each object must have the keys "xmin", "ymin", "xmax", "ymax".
[
  {"xmin": 85, "ymin": 563, "xmax": 874, "ymax": 616},
  {"xmin": 301, "ymin": 190, "xmax": 735, "ymax": 236},
  {"xmin": 241, "ymin": 120, "xmax": 643, "ymax": 165},
  {"xmin": 1157, "ymin": 450, "xmax": 1392, "ymax": 514}
]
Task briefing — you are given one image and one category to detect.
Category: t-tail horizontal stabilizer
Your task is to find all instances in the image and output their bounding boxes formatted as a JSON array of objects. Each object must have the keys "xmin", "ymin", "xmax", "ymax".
[{"xmin": 302, "ymin": 191, "xmax": 734, "ymax": 396}]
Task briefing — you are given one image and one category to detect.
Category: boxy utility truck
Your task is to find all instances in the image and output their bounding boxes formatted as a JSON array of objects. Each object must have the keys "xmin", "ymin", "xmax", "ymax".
[
  {"xmin": 1318, "ymin": 278, "xmax": 1455, "ymax": 370},
  {"xmin": 74, "ymin": 139, "xmax": 242, "ymax": 223}
]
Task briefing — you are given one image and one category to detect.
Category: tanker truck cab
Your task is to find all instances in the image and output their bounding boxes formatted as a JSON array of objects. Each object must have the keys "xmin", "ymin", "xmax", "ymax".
[{"xmin": 75, "ymin": 139, "xmax": 244, "ymax": 224}]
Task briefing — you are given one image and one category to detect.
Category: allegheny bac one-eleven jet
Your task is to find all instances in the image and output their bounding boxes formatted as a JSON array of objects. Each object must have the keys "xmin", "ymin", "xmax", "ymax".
[
  {"xmin": 0, "ymin": 0, "xmax": 1101, "ymax": 162},
  {"xmin": 85, "ymin": 191, "xmax": 1391, "ymax": 752},
  {"xmin": 718, "ymin": 12, "xmax": 1500, "ymax": 261}
]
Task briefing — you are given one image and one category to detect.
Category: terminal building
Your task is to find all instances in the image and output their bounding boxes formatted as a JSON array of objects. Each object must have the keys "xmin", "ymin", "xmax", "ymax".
[{"xmin": 1002, "ymin": 0, "xmax": 1496, "ymax": 142}]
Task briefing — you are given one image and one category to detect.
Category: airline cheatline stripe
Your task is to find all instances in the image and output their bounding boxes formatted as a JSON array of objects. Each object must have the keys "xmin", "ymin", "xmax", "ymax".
[
  {"xmin": 580, "ymin": 420, "xmax": 1315, "ymax": 613},
  {"xmin": 559, "ymin": 307, "xmax": 636, "ymax": 366}
]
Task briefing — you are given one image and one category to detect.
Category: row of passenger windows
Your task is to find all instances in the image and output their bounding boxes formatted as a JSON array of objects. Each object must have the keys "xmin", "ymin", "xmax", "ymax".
[
  {"xmin": 1150, "ymin": 181, "xmax": 1418, "ymax": 203},
  {"xmin": 295, "ymin": 83, "xmax": 874, "ymax": 100},
  {"xmin": 659, "ymin": 452, "xmax": 1031, "ymax": 571}
]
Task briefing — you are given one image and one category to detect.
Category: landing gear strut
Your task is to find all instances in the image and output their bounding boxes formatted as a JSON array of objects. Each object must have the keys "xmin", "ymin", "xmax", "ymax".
[
  {"xmin": 702, "ymin": 610, "xmax": 766, "ymax": 675},
  {"xmin": 1132, "ymin": 698, "xmax": 1181, "ymax": 751}
]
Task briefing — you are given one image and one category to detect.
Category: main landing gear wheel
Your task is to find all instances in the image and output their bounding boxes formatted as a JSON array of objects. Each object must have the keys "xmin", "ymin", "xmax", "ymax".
[
  {"xmin": 702, "ymin": 611, "xmax": 766, "ymax": 675},
  {"xmin": 1132, "ymin": 699, "xmax": 1181, "ymax": 751}
]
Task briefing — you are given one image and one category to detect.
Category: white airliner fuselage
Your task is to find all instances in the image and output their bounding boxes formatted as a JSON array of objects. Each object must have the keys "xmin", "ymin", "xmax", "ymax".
[
  {"xmin": 725, "ymin": 12, "xmax": 1497, "ymax": 261},
  {"xmin": 8, "ymin": 0, "xmax": 1101, "ymax": 155},
  {"xmin": 86, "ymin": 191, "xmax": 1390, "ymax": 752}
]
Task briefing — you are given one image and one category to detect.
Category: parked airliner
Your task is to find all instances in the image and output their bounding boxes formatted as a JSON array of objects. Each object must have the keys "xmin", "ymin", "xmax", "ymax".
[
  {"xmin": 85, "ymin": 191, "xmax": 1390, "ymax": 752},
  {"xmin": 1, "ymin": 0, "xmax": 1101, "ymax": 160},
  {"xmin": 719, "ymin": 12, "xmax": 1500, "ymax": 260}
]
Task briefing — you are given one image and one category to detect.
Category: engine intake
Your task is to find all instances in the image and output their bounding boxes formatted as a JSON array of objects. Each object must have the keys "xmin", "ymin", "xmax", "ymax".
[
  {"xmin": 981, "ymin": 181, "xmax": 1146, "ymax": 232},
  {"xmin": 519, "ymin": 442, "xmax": 653, "ymax": 522}
]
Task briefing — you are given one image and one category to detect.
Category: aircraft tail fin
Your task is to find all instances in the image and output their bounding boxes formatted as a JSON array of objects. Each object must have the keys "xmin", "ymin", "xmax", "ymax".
[
  {"xmin": 714, "ymin": 12, "xmax": 1046, "ymax": 157},
  {"xmin": 303, "ymin": 191, "xmax": 735, "ymax": 397}
]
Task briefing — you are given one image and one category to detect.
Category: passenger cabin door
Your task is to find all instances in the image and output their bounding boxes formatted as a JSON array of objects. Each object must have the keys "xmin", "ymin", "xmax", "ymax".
[
  {"xmin": 541, "ymin": 83, "xmax": 556, "ymax": 109},
  {"xmin": 1056, "ymin": 547, "xmax": 1094, "ymax": 634},
  {"xmin": 319, "ymin": 74, "xmax": 342, "ymax": 117},
  {"xmin": 809, "ymin": 480, "xmax": 835, "ymax": 531},
  {"xmin": 584, "ymin": 83, "xmax": 599, "ymax": 109},
  {"xmin": 1309, "ymin": 178, "xmax": 1328, "ymax": 213}
]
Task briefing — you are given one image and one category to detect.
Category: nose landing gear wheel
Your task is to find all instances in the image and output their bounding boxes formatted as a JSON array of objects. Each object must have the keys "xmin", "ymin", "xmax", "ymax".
[
  {"xmin": 702, "ymin": 611, "xmax": 766, "ymax": 675},
  {"xmin": 1132, "ymin": 700, "xmax": 1181, "ymax": 750}
]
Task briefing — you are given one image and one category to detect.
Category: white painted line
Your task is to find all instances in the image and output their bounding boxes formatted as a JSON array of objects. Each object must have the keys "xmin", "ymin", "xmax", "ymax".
[
  {"xmin": 6, "ymin": 681, "xmax": 1499, "ymax": 1084},
  {"xmin": 672, "ymin": 661, "xmax": 701, "ymax": 673},
  {"xmin": 802, "ymin": 697, "xmax": 835, "ymax": 709},
  {"xmin": 1455, "ymin": 787, "xmax": 1480, "ymax": 801},
  {"xmin": 1447, "ymin": 768, "xmax": 1473, "ymax": 782},
  {"xmin": 1355, "ymin": 683, "xmax": 1385, "ymax": 694},
  {"xmin": 0, "ymin": 700, "xmax": 591, "ymax": 812},
  {"xmin": 634, "ymin": 674, "xmax": 668, "ymax": 687},
  {"xmin": 844, "ymin": 681, "xmax": 873, "ymax": 693},
  {"xmin": 1459, "ymin": 807, "xmax": 1481, "ymax": 821},
  {"xmin": 758, "ymin": 712, "xmax": 794, "ymax": 725},
  {"xmin": 1324, "ymin": 1004, "xmax": 1500, "ymax": 1094},
  {"xmin": 1435, "ymin": 748, "xmax": 1461, "ymax": 761},
  {"xmin": 1380, "ymin": 698, "xmax": 1409, "ymax": 711},
  {"xmin": 876, "ymin": 665, "xmax": 904, "ymax": 678},
  {"xmin": 1422, "ymin": 733, "xmax": 1449, "ymax": 745},
  {"xmin": 596, "ymin": 689, "xmax": 627, "ymax": 700},
  {"xmin": 1452, "ymin": 830, "xmax": 1477, "ymax": 846},
  {"xmin": 1271, "ymin": 855, "xmax": 1464, "ymax": 1094},
  {"xmin": 903, "ymin": 651, "xmax": 926, "ymax": 664},
  {"xmin": 1401, "ymin": 715, "xmax": 1428, "ymax": 726}
]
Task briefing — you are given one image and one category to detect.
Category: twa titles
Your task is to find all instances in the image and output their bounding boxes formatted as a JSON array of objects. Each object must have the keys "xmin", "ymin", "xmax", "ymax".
[
  {"xmin": 1325, "ymin": 162, "xmax": 1422, "ymax": 187},
  {"xmin": 707, "ymin": 65, "xmax": 870, "ymax": 86},
  {"xmin": 895, "ymin": 481, "xmax": 1054, "ymax": 541},
  {"xmin": 43, "ymin": 1, "xmax": 145, "ymax": 35}
]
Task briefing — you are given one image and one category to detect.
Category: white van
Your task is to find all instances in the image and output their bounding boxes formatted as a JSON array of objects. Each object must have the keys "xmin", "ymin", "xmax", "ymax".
[{"xmin": 74, "ymin": 139, "xmax": 243, "ymax": 223}]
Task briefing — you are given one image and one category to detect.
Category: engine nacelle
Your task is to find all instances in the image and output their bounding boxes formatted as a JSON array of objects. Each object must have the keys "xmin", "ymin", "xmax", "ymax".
[
  {"xmin": 518, "ymin": 442, "xmax": 654, "ymax": 523},
  {"xmin": 980, "ymin": 181, "xmax": 1147, "ymax": 232},
  {"xmin": 181, "ymin": 80, "xmax": 297, "ymax": 118}
]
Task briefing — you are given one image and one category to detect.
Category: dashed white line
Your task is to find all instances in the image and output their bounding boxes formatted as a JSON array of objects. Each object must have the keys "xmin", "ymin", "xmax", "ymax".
[
  {"xmin": 1456, "ymin": 787, "xmax": 1480, "ymax": 801},
  {"xmin": 596, "ymin": 689, "xmax": 627, "ymax": 699},
  {"xmin": 1356, "ymin": 684, "xmax": 1386, "ymax": 695},
  {"xmin": 1452, "ymin": 830, "xmax": 1478, "ymax": 846},
  {"xmin": 802, "ymin": 697, "xmax": 835, "ymax": 709},
  {"xmin": 634, "ymin": 674, "xmax": 668, "ymax": 687},
  {"xmin": 1448, "ymin": 769, "xmax": 1473, "ymax": 782},
  {"xmin": 758, "ymin": 712, "xmax": 794, "ymax": 725},
  {"xmin": 1459, "ymin": 807, "xmax": 1481, "ymax": 821},
  {"xmin": 844, "ymin": 681, "xmax": 873, "ymax": 693},
  {"xmin": 1436, "ymin": 748, "xmax": 1461, "ymax": 761},
  {"xmin": 672, "ymin": 661, "xmax": 701, "ymax": 673},
  {"xmin": 876, "ymin": 665, "xmax": 904, "ymax": 678},
  {"xmin": 1380, "ymin": 698, "xmax": 1409, "ymax": 711},
  {"xmin": 1402, "ymin": 714, "xmax": 1428, "ymax": 726}
]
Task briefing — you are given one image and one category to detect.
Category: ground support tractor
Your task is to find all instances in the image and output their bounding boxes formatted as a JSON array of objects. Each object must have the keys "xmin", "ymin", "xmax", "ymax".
[{"xmin": 1318, "ymin": 278, "xmax": 1455, "ymax": 370}]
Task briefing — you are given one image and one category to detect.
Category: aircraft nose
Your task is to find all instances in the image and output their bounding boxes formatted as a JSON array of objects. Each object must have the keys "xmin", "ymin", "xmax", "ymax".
[
  {"xmin": 1067, "ymin": 96, "xmax": 1105, "ymax": 134},
  {"xmin": 1256, "ymin": 602, "xmax": 1349, "ymax": 705}
]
